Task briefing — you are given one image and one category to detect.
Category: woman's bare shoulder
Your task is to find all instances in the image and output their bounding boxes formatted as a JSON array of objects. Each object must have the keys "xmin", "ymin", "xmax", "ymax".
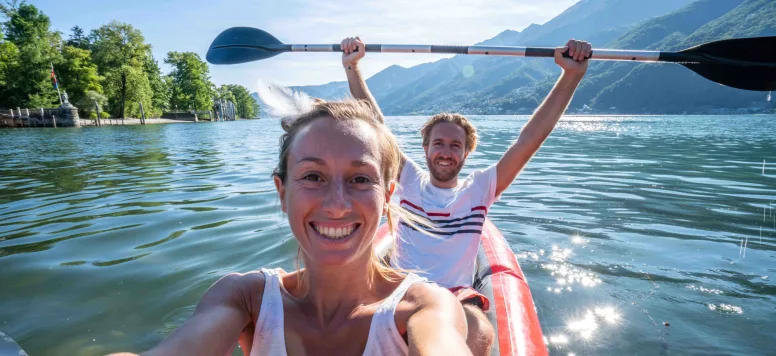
[{"xmin": 198, "ymin": 270, "xmax": 268, "ymax": 315}]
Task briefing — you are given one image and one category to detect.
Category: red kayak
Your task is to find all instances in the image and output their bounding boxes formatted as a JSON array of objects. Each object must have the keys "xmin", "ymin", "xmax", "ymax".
[{"xmin": 375, "ymin": 219, "xmax": 548, "ymax": 356}]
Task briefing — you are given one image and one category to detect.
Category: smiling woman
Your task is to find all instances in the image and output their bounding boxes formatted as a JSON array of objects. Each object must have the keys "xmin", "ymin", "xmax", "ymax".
[{"xmin": 107, "ymin": 99, "xmax": 472, "ymax": 356}]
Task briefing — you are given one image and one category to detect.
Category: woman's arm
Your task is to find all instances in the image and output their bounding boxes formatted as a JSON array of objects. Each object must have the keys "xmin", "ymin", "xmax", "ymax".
[
  {"xmin": 342, "ymin": 36, "xmax": 384, "ymax": 123},
  {"xmin": 108, "ymin": 272, "xmax": 262, "ymax": 356},
  {"xmin": 405, "ymin": 284, "xmax": 472, "ymax": 356}
]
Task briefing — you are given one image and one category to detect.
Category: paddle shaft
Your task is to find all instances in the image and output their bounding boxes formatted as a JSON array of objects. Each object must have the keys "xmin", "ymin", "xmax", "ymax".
[
  {"xmin": 280, "ymin": 44, "xmax": 707, "ymax": 63},
  {"xmin": 206, "ymin": 27, "xmax": 776, "ymax": 90}
]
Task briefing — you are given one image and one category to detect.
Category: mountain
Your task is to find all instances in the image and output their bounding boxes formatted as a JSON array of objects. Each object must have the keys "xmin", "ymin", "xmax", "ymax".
[
  {"xmin": 589, "ymin": 0, "xmax": 775, "ymax": 113},
  {"xmin": 279, "ymin": 0, "xmax": 695, "ymax": 115},
  {"xmin": 393, "ymin": 0, "xmax": 776, "ymax": 115},
  {"xmin": 563, "ymin": 0, "xmax": 748, "ymax": 110},
  {"xmin": 516, "ymin": 0, "xmax": 697, "ymax": 46},
  {"xmin": 257, "ymin": 0, "xmax": 774, "ymax": 115}
]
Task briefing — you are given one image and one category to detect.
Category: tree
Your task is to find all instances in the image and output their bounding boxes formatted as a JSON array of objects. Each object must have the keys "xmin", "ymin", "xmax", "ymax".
[
  {"xmin": 215, "ymin": 84, "xmax": 236, "ymax": 103},
  {"xmin": 165, "ymin": 51, "xmax": 214, "ymax": 112},
  {"xmin": 221, "ymin": 84, "xmax": 259, "ymax": 119},
  {"xmin": 65, "ymin": 25, "xmax": 89, "ymax": 49},
  {"xmin": 0, "ymin": 2, "xmax": 62, "ymax": 107},
  {"xmin": 58, "ymin": 45, "xmax": 102, "ymax": 109},
  {"xmin": 0, "ymin": 33, "xmax": 20, "ymax": 103},
  {"xmin": 90, "ymin": 21, "xmax": 152, "ymax": 118},
  {"xmin": 76, "ymin": 90, "xmax": 107, "ymax": 118},
  {"xmin": 144, "ymin": 54, "xmax": 169, "ymax": 116}
]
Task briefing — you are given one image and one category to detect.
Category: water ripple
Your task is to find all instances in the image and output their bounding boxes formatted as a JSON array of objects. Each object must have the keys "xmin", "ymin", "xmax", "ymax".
[{"xmin": 0, "ymin": 116, "xmax": 774, "ymax": 355}]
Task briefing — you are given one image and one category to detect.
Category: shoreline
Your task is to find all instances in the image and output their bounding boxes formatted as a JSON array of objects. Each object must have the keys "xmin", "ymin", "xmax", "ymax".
[
  {"xmin": 79, "ymin": 118, "xmax": 199, "ymax": 126},
  {"xmin": 0, "ymin": 116, "xmax": 247, "ymax": 128}
]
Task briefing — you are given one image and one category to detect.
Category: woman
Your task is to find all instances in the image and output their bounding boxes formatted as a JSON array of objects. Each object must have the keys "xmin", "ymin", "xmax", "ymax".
[{"xmin": 111, "ymin": 100, "xmax": 471, "ymax": 355}]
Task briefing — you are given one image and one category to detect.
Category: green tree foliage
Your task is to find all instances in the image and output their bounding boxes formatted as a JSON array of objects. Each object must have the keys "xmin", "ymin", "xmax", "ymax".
[
  {"xmin": 0, "ymin": 1, "xmax": 62, "ymax": 107},
  {"xmin": 165, "ymin": 51, "xmax": 214, "ymax": 111},
  {"xmin": 0, "ymin": 33, "xmax": 20, "ymax": 100},
  {"xmin": 65, "ymin": 25, "xmax": 89, "ymax": 49},
  {"xmin": 76, "ymin": 89, "xmax": 107, "ymax": 117},
  {"xmin": 222, "ymin": 84, "xmax": 259, "ymax": 118},
  {"xmin": 89, "ymin": 21, "xmax": 152, "ymax": 118},
  {"xmin": 144, "ymin": 55, "xmax": 169, "ymax": 116},
  {"xmin": 58, "ymin": 45, "xmax": 103, "ymax": 109},
  {"xmin": 0, "ymin": 3, "xmax": 260, "ymax": 117},
  {"xmin": 215, "ymin": 84, "xmax": 236, "ymax": 104}
]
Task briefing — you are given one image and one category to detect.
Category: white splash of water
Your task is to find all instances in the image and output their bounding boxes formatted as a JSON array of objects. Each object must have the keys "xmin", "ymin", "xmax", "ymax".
[
  {"xmin": 763, "ymin": 160, "xmax": 767, "ymax": 175},
  {"xmin": 739, "ymin": 238, "xmax": 744, "ymax": 258},
  {"xmin": 768, "ymin": 91, "xmax": 772, "ymax": 102},
  {"xmin": 255, "ymin": 80, "xmax": 316, "ymax": 127},
  {"xmin": 743, "ymin": 237, "xmax": 748, "ymax": 258}
]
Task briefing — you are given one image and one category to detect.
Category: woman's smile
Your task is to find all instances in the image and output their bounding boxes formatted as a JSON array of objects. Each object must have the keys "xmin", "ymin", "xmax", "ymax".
[{"xmin": 309, "ymin": 222, "xmax": 361, "ymax": 242}]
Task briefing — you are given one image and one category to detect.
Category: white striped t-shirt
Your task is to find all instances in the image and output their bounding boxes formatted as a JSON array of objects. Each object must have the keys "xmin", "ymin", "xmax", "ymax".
[{"xmin": 392, "ymin": 158, "xmax": 500, "ymax": 288}]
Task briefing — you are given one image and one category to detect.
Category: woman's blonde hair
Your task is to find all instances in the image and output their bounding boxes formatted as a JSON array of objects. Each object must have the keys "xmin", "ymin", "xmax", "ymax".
[{"xmin": 272, "ymin": 99, "xmax": 428, "ymax": 289}]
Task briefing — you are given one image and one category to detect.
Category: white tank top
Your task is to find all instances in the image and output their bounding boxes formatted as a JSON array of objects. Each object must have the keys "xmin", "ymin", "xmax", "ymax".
[{"xmin": 250, "ymin": 268, "xmax": 425, "ymax": 356}]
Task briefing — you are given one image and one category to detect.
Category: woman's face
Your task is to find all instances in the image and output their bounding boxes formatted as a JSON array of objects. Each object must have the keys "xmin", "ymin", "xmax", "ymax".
[{"xmin": 274, "ymin": 116, "xmax": 392, "ymax": 267}]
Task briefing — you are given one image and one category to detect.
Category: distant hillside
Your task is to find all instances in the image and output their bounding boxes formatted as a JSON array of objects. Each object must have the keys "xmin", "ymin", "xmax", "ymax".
[
  {"xmin": 589, "ymin": 0, "xmax": 775, "ymax": 113},
  {"xmin": 256, "ymin": 0, "xmax": 776, "ymax": 115},
  {"xmin": 559, "ymin": 0, "xmax": 748, "ymax": 111},
  {"xmin": 273, "ymin": 0, "xmax": 693, "ymax": 114},
  {"xmin": 401, "ymin": 0, "xmax": 775, "ymax": 115}
]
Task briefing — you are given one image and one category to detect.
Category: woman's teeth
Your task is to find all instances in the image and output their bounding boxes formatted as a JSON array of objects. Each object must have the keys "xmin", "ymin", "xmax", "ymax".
[{"xmin": 313, "ymin": 224, "xmax": 356, "ymax": 239}]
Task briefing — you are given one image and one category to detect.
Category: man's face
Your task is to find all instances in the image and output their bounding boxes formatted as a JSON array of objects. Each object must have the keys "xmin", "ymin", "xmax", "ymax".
[{"xmin": 423, "ymin": 121, "xmax": 468, "ymax": 185}]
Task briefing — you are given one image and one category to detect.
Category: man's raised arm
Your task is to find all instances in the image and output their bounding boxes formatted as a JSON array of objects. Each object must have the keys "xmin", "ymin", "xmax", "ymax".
[
  {"xmin": 494, "ymin": 39, "xmax": 591, "ymax": 196},
  {"xmin": 341, "ymin": 37, "xmax": 385, "ymax": 123}
]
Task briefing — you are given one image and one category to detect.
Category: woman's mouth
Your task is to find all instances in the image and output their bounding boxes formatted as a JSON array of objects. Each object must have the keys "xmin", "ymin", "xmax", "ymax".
[{"xmin": 310, "ymin": 222, "xmax": 360, "ymax": 240}]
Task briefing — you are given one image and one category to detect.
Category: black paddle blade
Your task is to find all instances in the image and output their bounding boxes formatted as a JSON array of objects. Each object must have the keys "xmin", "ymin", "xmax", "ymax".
[
  {"xmin": 207, "ymin": 27, "xmax": 287, "ymax": 65},
  {"xmin": 680, "ymin": 36, "xmax": 776, "ymax": 91},
  {"xmin": 682, "ymin": 62, "xmax": 776, "ymax": 91}
]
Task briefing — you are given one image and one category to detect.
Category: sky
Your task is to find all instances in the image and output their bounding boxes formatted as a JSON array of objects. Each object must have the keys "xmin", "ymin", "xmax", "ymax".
[{"xmin": 31, "ymin": 0, "xmax": 579, "ymax": 92}]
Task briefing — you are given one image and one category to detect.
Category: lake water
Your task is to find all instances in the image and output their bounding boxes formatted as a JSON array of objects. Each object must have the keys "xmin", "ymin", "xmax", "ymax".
[{"xmin": 0, "ymin": 115, "xmax": 774, "ymax": 356}]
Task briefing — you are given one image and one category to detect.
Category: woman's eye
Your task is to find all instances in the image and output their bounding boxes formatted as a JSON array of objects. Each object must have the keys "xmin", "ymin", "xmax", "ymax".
[
  {"xmin": 303, "ymin": 174, "xmax": 323, "ymax": 182},
  {"xmin": 352, "ymin": 176, "xmax": 371, "ymax": 184}
]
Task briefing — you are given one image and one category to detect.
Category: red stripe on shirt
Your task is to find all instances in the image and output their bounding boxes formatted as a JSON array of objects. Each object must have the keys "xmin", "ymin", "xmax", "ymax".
[
  {"xmin": 399, "ymin": 199, "xmax": 451, "ymax": 217},
  {"xmin": 472, "ymin": 206, "xmax": 488, "ymax": 213}
]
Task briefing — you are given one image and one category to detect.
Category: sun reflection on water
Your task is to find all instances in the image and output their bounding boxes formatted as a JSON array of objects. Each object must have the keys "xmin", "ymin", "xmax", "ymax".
[
  {"xmin": 708, "ymin": 303, "xmax": 743, "ymax": 314},
  {"xmin": 527, "ymin": 234, "xmax": 625, "ymax": 354},
  {"xmin": 543, "ymin": 261, "xmax": 603, "ymax": 290},
  {"xmin": 687, "ymin": 284, "xmax": 723, "ymax": 295},
  {"xmin": 565, "ymin": 306, "xmax": 621, "ymax": 341},
  {"xmin": 568, "ymin": 310, "xmax": 599, "ymax": 339},
  {"xmin": 570, "ymin": 234, "xmax": 587, "ymax": 245},
  {"xmin": 594, "ymin": 306, "xmax": 620, "ymax": 325}
]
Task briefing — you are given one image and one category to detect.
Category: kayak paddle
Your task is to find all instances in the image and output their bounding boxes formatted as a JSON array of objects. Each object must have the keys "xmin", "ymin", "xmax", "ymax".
[{"xmin": 206, "ymin": 27, "xmax": 776, "ymax": 91}]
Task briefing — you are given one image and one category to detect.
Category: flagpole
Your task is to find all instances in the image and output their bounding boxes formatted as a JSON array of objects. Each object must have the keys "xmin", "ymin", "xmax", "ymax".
[{"xmin": 51, "ymin": 63, "xmax": 63, "ymax": 106}]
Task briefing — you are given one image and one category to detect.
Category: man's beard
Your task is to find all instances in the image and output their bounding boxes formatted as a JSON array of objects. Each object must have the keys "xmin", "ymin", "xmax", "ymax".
[{"xmin": 426, "ymin": 157, "xmax": 463, "ymax": 183}]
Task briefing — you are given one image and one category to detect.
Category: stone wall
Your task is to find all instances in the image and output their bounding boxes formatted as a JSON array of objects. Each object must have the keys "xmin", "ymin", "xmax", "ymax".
[{"xmin": 0, "ymin": 99, "xmax": 80, "ymax": 128}]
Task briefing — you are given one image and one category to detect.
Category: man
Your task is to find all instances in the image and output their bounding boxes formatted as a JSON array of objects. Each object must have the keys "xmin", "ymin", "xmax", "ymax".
[{"xmin": 341, "ymin": 36, "xmax": 591, "ymax": 355}]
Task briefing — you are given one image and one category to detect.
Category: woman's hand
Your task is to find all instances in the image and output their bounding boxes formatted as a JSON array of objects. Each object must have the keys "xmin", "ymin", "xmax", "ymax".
[{"xmin": 342, "ymin": 36, "xmax": 366, "ymax": 69}]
